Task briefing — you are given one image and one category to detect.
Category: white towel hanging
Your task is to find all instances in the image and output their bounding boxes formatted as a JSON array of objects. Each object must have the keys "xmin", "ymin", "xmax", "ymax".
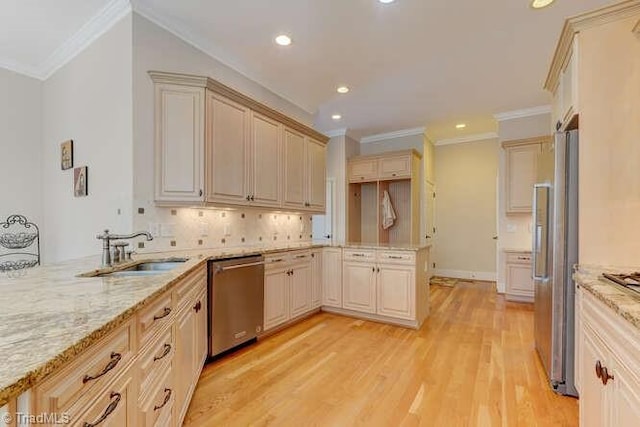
[{"xmin": 382, "ymin": 190, "xmax": 397, "ymax": 230}]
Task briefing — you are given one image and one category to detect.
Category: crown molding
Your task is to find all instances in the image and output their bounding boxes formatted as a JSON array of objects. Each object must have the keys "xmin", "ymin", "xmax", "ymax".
[
  {"xmin": 493, "ymin": 105, "xmax": 551, "ymax": 122},
  {"xmin": 360, "ymin": 127, "xmax": 426, "ymax": 144},
  {"xmin": 40, "ymin": 0, "xmax": 131, "ymax": 80},
  {"xmin": 435, "ymin": 132, "xmax": 498, "ymax": 147},
  {"xmin": 325, "ymin": 128, "xmax": 348, "ymax": 138},
  {"xmin": 545, "ymin": 0, "xmax": 640, "ymax": 91},
  {"xmin": 0, "ymin": 59, "xmax": 42, "ymax": 81}
]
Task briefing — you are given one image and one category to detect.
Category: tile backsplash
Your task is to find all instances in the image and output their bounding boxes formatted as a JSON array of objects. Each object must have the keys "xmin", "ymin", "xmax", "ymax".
[{"xmin": 132, "ymin": 204, "xmax": 314, "ymax": 253}]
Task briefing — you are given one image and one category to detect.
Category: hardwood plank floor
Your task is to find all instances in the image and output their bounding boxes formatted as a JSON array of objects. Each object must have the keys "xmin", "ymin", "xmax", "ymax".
[{"xmin": 184, "ymin": 281, "xmax": 578, "ymax": 426}]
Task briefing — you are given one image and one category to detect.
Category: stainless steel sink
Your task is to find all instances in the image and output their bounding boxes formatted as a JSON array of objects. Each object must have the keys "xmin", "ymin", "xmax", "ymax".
[{"xmin": 80, "ymin": 258, "xmax": 188, "ymax": 277}]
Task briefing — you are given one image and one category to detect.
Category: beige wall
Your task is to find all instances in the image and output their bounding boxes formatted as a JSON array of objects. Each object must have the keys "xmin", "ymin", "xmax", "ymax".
[
  {"xmin": 359, "ymin": 134, "xmax": 423, "ymax": 156},
  {"xmin": 496, "ymin": 113, "xmax": 550, "ymax": 292},
  {"xmin": 0, "ymin": 68, "xmax": 42, "ymax": 227},
  {"xmin": 433, "ymin": 139, "xmax": 498, "ymax": 279},
  {"xmin": 578, "ymin": 15, "xmax": 640, "ymax": 265},
  {"xmin": 41, "ymin": 15, "xmax": 133, "ymax": 262}
]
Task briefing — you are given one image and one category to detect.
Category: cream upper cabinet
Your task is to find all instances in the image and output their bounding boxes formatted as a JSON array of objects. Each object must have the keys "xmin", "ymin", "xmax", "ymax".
[
  {"xmin": 348, "ymin": 158, "xmax": 378, "ymax": 183},
  {"xmin": 206, "ymin": 92, "xmax": 250, "ymax": 205},
  {"xmin": 502, "ymin": 138, "xmax": 544, "ymax": 214},
  {"xmin": 306, "ymin": 138, "xmax": 326, "ymax": 211},
  {"xmin": 150, "ymin": 72, "xmax": 328, "ymax": 210},
  {"xmin": 283, "ymin": 127, "xmax": 307, "ymax": 209},
  {"xmin": 322, "ymin": 247, "xmax": 343, "ymax": 308},
  {"xmin": 504, "ymin": 250, "xmax": 533, "ymax": 302},
  {"xmin": 379, "ymin": 155, "xmax": 412, "ymax": 180},
  {"xmin": 250, "ymin": 111, "xmax": 282, "ymax": 207},
  {"xmin": 548, "ymin": 37, "xmax": 579, "ymax": 132},
  {"xmin": 154, "ymin": 83, "xmax": 205, "ymax": 203},
  {"xmin": 578, "ymin": 287, "xmax": 640, "ymax": 426}
]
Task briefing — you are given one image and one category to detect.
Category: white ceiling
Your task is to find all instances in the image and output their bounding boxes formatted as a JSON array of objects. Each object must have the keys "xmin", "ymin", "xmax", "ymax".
[{"xmin": 1, "ymin": 0, "xmax": 618, "ymax": 140}]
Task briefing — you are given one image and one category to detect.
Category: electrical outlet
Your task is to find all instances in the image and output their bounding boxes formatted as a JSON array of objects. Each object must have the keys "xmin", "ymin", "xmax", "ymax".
[
  {"xmin": 224, "ymin": 225, "xmax": 231, "ymax": 237},
  {"xmin": 148, "ymin": 223, "xmax": 160, "ymax": 238}
]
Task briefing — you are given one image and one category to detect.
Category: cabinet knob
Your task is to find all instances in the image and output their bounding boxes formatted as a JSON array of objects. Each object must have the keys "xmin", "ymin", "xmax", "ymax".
[
  {"xmin": 595, "ymin": 360, "xmax": 603, "ymax": 379},
  {"xmin": 199, "ymin": 189, "xmax": 203, "ymax": 197},
  {"xmin": 250, "ymin": 195, "xmax": 255, "ymax": 201},
  {"xmin": 601, "ymin": 366, "xmax": 614, "ymax": 385}
]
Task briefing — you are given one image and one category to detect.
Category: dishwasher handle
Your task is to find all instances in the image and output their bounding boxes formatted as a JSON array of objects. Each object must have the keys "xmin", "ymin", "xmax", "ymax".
[{"xmin": 214, "ymin": 261, "xmax": 265, "ymax": 274}]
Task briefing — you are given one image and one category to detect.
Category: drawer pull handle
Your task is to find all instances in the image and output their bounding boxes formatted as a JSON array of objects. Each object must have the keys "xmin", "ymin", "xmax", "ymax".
[
  {"xmin": 517, "ymin": 256, "xmax": 530, "ymax": 261},
  {"xmin": 153, "ymin": 344, "xmax": 172, "ymax": 362},
  {"xmin": 595, "ymin": 360, "xmax": 603, "ymax": 378},
  {"xmin": 82, "ymin": 352, "xmax": 121, "ymax": 384},
  {"xmin": 388, "ymin": 255, "xmax": 403, "ymax": 259},
  {"xmin": 352, "ymin": 253, "xmax": 365, "ymax": 257},
  {"xmin": 154, "ymin": 388, "xmax": 172, "ymax": 411},
  {"xmin": 82, "ymin": 391, "xmax": 121, "ymax": 426},
  {"xmin": 270, "ymin": 258, "xmax": 284, "ymax": 263},
  {"xmin": 193, "ymin": 300, "xmax": 202, "ymax": 313},
  {"xmin": 153, "ymin": 307, "xmax": 171, "ymax": 321},
  {"xmin": 295, "ymin": 255, "xmax": 307, "ymax": 259}
]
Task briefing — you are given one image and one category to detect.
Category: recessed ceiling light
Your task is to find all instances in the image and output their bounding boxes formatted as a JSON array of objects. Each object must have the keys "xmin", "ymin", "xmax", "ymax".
[
  {"xmin": 456, "ymin": 123, "xmax": 466, "ymax": 129},
  {"xmin": 337, "ymin": 86, "xmax": 350, "ymax": 94},
  {"xmin": 379, "ymin": 0, "xmax": 395, "ymax": 3},
  {"xmin": 530, "ymin": 0, "xmax": 555, "ymax": 9},
  {"xmin": 332, "ymin": 114, "xmax": 342, "ymax": 120},
  {"xmin": 275, "ymin": 35, "xmax": 292, "ymax": 46}
]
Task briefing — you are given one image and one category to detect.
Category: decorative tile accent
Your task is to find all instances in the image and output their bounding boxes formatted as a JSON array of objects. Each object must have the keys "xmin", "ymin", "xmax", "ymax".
[
  {"xmin": 171, "ymin": 209, "xmax": 177, "ymax": 216},
  {"xmin": 198, "ymin": 239, "xmax": 203, "ymax": 245},
  {"xmin": 198, "ymin": 211, "xmax": 204, "ymax": 217},
  {"xmin": 138, "ymin": 208, "xmax": 145, "ymax": 214},
  {"xmin": 170, "ymin": 241, "xmax": 176, "ymax": 247}
]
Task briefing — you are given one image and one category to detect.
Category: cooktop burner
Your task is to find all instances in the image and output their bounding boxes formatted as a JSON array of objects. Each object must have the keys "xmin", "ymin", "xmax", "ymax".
[{"xmin": 602, "ymin": 272, "xmax": 640, "ymax": 294}]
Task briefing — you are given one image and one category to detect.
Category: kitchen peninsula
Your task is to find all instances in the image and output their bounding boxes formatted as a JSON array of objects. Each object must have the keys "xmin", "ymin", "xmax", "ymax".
[{"xmin": 0, "ymin": 242, "xmax": 429, "ymax": 426}]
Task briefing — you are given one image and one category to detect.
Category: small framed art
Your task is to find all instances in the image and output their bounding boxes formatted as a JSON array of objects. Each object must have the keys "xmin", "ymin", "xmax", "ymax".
[
  {"xmin": 61, "ymin": 140, "xmax": 73, "ymax": 170},
  {"xmin": 74, "ymin": 166, "xmax": 88, "ymax": 197}
]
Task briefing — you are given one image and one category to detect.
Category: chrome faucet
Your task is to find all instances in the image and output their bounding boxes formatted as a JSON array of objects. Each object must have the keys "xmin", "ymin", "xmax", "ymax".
[{"xmin": 96, "ymin": 229, "xmax": 153, "ymax": 267}]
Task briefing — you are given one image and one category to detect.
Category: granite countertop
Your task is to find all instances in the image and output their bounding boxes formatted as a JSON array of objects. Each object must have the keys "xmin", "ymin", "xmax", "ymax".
[
  {"xmin": 574, "ymin": 264, "xmax": 640, "ymax": 331},
  {"xmin": 0, "ymin": 242, "xmax": 326, "ymax": 407},
  {"xmin": 337, "ymin": 242, "xmax": 431, "ymax": 251}
]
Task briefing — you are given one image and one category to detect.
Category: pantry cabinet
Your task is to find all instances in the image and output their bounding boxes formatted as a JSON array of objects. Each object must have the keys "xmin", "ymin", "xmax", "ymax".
[
  {"xmin": 577, "ymin": 287, "xmax": 640, "ymax": 426},
  {"xmin": 502, "ymin": 137, "xmax": 545, "ymax": 214},
  {"xmin": 150, "ymin": 71, "xmax": 328, "ymax": 212}
]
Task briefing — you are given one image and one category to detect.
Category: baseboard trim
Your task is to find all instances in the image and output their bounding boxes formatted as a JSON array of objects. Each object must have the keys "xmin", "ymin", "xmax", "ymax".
[
  {"xmin": 321, "ymin": 306, "xmax": 419, "ymax": 329},
  {"xmin": 433, "ymin": 269, "xmax": 496, "ymax": 282}
]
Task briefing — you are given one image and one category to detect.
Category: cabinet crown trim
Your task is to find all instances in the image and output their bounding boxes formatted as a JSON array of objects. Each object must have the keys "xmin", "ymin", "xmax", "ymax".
[
  {"xmin": 148, "ymin": 71, "xmax": 328, "ymax": 143},
  {"xmin": 545, "ymin": 0, "xmax": 640, "ymax": 92},
  {"xmin": 348, "ymin": 149, "xmax": 422, "ymax": 162},
  {"xmin": 501, "ymin": 135, "xmax": 550, "ymax": 149}
]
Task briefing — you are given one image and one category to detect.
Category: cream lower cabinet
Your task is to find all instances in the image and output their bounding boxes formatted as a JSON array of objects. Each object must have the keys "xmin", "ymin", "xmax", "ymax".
[
  {"xmin": 504, "ymin": 250, "xmax": 533, "ymax": 302},
  {"xmin": 578, "ymin": 287, "xmax": 640, "ymax": 426},
  {"xmin": 264, "ymin": 251, "xmax": 316, "ymax": 332},
  {"xmin": 341, "ymin": 249, "xmax": 419, "ymax": 322},
  {"xmin": 310, "ymin": 249, "xmax": 322, "ymax": 309},
  {"xmin": 322, "ymin": 247, "xmax": 342, "ymax": 308},
  {"xmin": 31, "ymin": 265, "xmax": 208, "ymax": 427}
]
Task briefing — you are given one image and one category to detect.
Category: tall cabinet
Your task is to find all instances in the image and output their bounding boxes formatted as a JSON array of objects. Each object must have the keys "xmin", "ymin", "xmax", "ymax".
[
  {"xmin": 149, "ymin": 71, "xmax": 328, "ymax": 213},
  {"xmin": 347, "ymin": 150, "xmax": 421, "ymax": 245}
]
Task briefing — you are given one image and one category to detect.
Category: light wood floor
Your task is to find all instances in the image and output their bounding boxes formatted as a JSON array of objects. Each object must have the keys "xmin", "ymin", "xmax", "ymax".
[{"xmin": 184, "ymin": 281, "xmax": 578, "ymax": 426}]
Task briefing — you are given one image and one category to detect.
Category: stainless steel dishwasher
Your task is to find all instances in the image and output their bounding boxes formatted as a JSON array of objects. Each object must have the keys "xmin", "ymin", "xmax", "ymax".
[{"xmin": 208, "ymin": 255, "xmax": 264, "ymax": 357}]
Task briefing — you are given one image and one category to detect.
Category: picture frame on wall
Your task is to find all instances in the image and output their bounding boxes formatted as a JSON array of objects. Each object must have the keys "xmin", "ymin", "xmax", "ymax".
[
  {"xmin": 61, "ymin": 140, "xmax": 73, "ymax": 170},
  {"xmin": 74, "ymin": 166, "xmax": 88, "ymax": 197}
]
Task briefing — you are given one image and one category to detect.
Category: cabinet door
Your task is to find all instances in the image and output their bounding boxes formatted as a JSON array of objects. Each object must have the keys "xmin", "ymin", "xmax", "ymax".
[
  {"xmin": 206, "ymin": 92, "xmax": 250, "ymax": 205},
  {"xmin": 322, "ymin": 248, "xmax": 342, "ymax": 307},
  {"xmin": 505, "ymin": 144, "xmax": 538, "ymax": 213},
  {"xmin": 377, "ymin": 264, "xmax": 415, "ymax": 320},
  {"xmin": 155, "ymin": 84, "xmax": 205, "ymax": 202},
  {"xmin": 264, "ymin": 267, "xmax": 290, "ymax": 330},
  {"xmin": 505, "ymin": 262, "xmax": 533, "ymax": 302},
  {"xmin": 580, "ymin": 325, "xmax": 610, "ymax": 427},
  {"xmin": 290, "ymin": 262, "xmax": 312, "ymax": 318},
  {"xmin": 250, "ymin": 112, "xmax": 281, "ymax": 207},
  {"xmin": 348, "ymin": 158, "xmax": 378, "ymax": 183},
  {"xmin": 174, "ymin": 301, "xmax": 196, "ymax": 425},
  {"xmin": 378, "ymin": 155, "xmax": 411, "ymax": 180},
  {"xmin": 306, "ymin": 138, "xmax": 326, "ymax": 211},
  {"xmin": 342, "ymin": 261, "xmax": 376, "ymax": 314},
  {"xmin": 76, "ymin": 371, "xmax": 136, "ymax": 427},
  {"xmin": 139, "ymin": 366, "xmax": 174, "ymax": 427},
  {"xmin": 194, "ymin": 289, "xmax": 208, "ymax": 378},
  {"xmin": 311, "ymin": 250, "xmax": 322, "ymax": 309},
  {"xmin": 613, "ymin": 359, "xmax": 640, "ymax": 427},
  {"xmin": 283, "ymin": 127, "xmax": 306, "ymax": 209}
]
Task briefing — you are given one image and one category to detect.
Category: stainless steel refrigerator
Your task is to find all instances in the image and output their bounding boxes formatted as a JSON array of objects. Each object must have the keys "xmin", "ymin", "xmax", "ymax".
[{"xmin": 533, "ymin": 129, "xmax": 579, "ymax": 396}]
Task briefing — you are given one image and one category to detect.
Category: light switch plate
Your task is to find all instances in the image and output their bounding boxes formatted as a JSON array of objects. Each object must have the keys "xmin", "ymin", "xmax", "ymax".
[{"xmin": 223, "ymin": 225, "xmax": 231, "ymax": 237}]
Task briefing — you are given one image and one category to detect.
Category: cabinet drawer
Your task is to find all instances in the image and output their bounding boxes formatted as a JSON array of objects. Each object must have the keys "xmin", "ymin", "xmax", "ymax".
[
  {"xmin": 74, "ymin": 370, "xmax": 136, "ymax": 427},
  {"xmin": 174, "ymin": 265, "xmax": 206, "ymax": 310},
  {"xmin": 343, "ymin": 249, "xmax": 376, "ymax": 261},
  {"xmin": 348, "ymin": 159, "xmax": 378, "ymax": 182},
  {"xmin": 505, "ymin": 252, "xmax": 532, "ymax": 264},
  {"xmin": 138, "ymin": 292, "xmax": 174, "ymax": 347},
  {"xmin": 33, "ymin": 318, "xmax": 135, "ymax": 416},
  {"xmin": 378, "ymin": 155, "xmax": 411, "ymax": 180},
  {"xmin": 139, "ymin": 364, "xmax": 174, "ymax": 427},
  {"xmin": 377, "ymin": 250, "xmax": 415, "ymax": 265},
  {"xmin": 289, "ymin": 250, "xmax": 311, "ymax": 264},
  {"xmin": 265, "ymin": 252, "xmax": 290, "ymax": 269},
  {"xmin": 139, "ymin": 327, "xmax": 174, "ymax": 398}
]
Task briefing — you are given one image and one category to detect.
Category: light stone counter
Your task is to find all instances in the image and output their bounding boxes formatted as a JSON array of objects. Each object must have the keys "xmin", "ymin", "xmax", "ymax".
[
  {"xmin": 0, "ymin": 242, "xmax": 325, "ymax": 406},
  {"xmin": 336, "ymin": 242, "xmax": 431, "ymax": 251},
  {"xmin": 574, "ymin": 264, "xmax": 640, "ymax": 331}
]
